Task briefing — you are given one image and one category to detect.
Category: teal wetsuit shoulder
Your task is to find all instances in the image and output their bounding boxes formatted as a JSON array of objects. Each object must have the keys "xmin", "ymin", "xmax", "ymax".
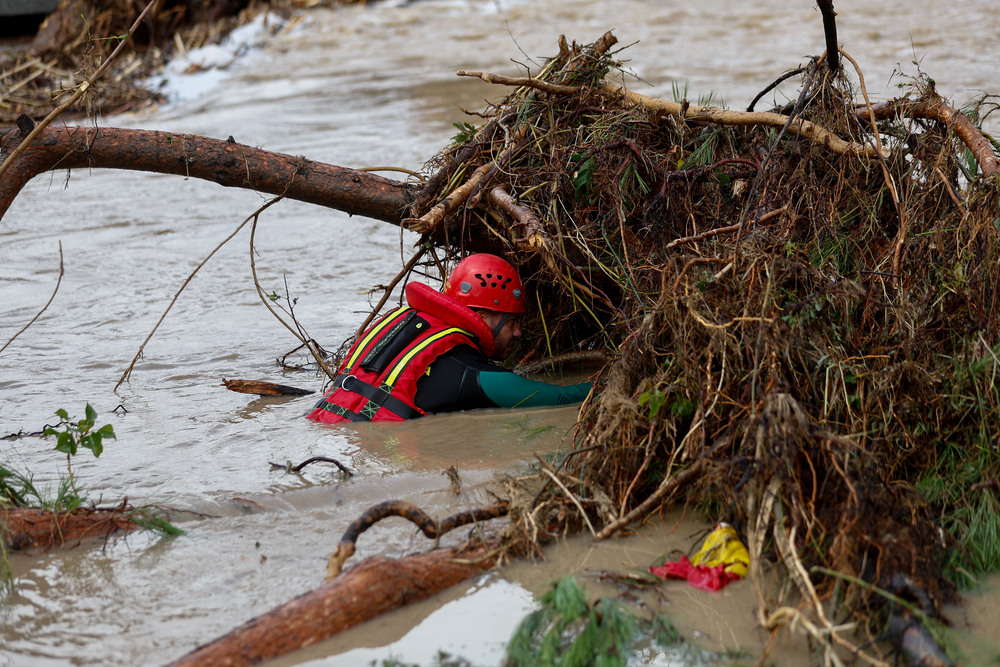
[
  {"xmin": 478, "ymin": 370, "xmax": 591, "ymax": 408},
  {"xmin": 414, "ymin": 346, "xmax": 591, "ymax": 414}
]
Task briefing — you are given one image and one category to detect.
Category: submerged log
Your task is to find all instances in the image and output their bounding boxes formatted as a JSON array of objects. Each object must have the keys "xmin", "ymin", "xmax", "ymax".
[
  {"xmin": 167, "ymin": 538, "xmax": 500, "ymax": 667},
  {"xmin": 0, "ymin": 506, "xmax": 139, "ymax": 550}
]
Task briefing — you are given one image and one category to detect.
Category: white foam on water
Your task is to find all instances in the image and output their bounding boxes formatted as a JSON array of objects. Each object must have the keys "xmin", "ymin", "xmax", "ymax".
[{"xmin": 148, "ymin": 12, "xmax": 288, "ymax": 105}]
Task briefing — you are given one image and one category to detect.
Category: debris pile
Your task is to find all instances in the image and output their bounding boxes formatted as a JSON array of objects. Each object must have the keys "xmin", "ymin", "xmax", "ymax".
[
  {"xmin": 0, "ymin": 0, "xmax": 339, "ymax": 123},
  {"xmin": 408, "ymin": 32, "xmax": 1000, "ymax": 661}
]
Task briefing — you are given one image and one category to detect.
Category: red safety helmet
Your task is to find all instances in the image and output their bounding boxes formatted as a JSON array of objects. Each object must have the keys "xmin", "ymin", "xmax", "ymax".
[{"xmin": 444, "ymin": 254, "xmax": 526, "ymax": 314}]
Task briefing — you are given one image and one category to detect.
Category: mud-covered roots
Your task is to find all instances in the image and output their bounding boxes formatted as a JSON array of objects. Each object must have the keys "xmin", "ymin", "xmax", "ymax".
[{"xmin": 407, "ymin": 32, "xmax": 1000, "ymax": 662}]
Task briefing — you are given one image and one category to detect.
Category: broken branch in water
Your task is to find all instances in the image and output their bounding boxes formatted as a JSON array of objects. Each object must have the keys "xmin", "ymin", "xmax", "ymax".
[
  {"xmin": 325, "ymin": 499, "xmax": 510, "ymax": 579},
  {"xmin": 268, "ymin": 457, "xmax": 352, "ymax": 476},
  {"xmin": 222, "ymin": 379, "xmax": 314, "ymax": 396},
  {"xmin": 1, "ymin": 506, "xmax": 140, "ymax": 550}
]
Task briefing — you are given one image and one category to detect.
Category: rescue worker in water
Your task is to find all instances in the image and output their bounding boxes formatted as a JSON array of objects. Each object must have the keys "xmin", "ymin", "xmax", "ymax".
[{"xmin": 306, "ymin": 254, "xmax": 593, "ymax": 424}]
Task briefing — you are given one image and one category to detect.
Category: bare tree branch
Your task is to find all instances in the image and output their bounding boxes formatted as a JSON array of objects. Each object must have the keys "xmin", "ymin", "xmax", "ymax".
[{"xmin": 0, "ymin": 126, "xmax": 417, "ymax": 224}]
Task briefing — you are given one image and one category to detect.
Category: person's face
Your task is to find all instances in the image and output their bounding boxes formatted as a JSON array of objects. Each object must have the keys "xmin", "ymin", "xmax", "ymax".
[{"xmin": 480, "ymin": 311, "xmax": 522, "ymax": 359}]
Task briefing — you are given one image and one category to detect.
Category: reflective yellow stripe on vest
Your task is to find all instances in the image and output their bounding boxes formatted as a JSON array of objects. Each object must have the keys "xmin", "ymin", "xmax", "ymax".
[
  {"xmin": 345, "ymin": 306, "xmax": 410, "ymax": 370},
  {"xmin": 384, "ymin": 327, "xmax": 469, "ymax": 387}
]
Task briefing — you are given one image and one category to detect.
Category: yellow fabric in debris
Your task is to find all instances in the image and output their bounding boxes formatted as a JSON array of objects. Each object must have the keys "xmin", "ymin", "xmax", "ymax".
[{"xmin": 690, "ymin": 523, "xmax": 750, "ymax": 577}]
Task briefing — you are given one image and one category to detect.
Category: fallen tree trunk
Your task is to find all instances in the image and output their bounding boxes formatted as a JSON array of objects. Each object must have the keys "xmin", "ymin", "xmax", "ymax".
[
  {"xmin": 0, "ymin": 125, "xmax": 418, "ymax": 223},
  {"xmin": 0, "ymin": 506, "xmax": 139, "ymax": 550},
  {"xmin": 167, "ymin": 537, "xmax": 500, "ymax": 667}
]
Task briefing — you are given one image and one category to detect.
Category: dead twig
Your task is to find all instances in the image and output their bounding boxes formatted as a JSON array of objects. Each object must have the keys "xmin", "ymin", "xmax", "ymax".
[
  {"xmin": 115, "ymin": 197, "xmax": 283, "ymax": 392},
  {"xmin": 247, "ymin": 197, "xmax": 339, "ymax": 381},
  {"xmin": 595, "ymin": 437, "xmax": 730, "ymax": 540},
  {"xmin": 404, "ymin": 130, "xmax": 528, "ymax": 234},
  {"xmin": 353, "ymin": 242, "xmax": 430, "ymax": 341},
  {"xmin": 0, "ymin": 241, "xmax": 63, "ymax": 356},
  {"xmin": 604, "ymin": 83, "xmax": 887, "ymax": 158},
  {"xmin": 457, "ymin": 70, "xmax": 578, "ymax": 95}
]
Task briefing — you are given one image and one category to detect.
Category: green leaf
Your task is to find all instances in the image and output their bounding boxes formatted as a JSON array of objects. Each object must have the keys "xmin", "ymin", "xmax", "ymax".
[
  {"xmin": 55, "ymin": 408, "xmax": 69, "ymax": 420},
  {"xmin": 639, "ymin": 388, "xmax": 668, "ymax": 420},
  {"xmin": 85, "ymin": 403, "xmax": 97, "ymax": 423},
  {"xmin": 670, "ymin": 399, "xmax": 696, "ymax": 419},
  {"xmin": 451, "ymin": 121, "xmax": 477, "ymax": 144},
  {"xmin": 570, "ymin": 156, "xmax": 595, "ymax": 198},
  {"xmin": 83, "ymin": 433, "xmax": 103, "ymax": 458},
  {"xmin": 97, "ymin": 424, "xmax": 116, "ymax": 439},
  {"xmin": 55, "ymin": 432, "xmax": 77, "ymax": 455}
]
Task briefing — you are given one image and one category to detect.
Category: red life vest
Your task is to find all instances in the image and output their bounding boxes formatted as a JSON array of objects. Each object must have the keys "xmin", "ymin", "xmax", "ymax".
[{"xmin": 305, "ymin": 282, "xmax": 496, "ymax": 424}]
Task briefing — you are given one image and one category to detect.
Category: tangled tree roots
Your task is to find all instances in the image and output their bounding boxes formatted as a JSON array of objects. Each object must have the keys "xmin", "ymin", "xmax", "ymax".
[{"xmin": 401, "ymin": 31, "xmax": 1000, "ymax": 663}]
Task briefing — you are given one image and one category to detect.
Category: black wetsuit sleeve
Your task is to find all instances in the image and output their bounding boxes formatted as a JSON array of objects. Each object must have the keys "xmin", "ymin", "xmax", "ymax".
[
  {"xmin": 413, "ymin": 346, "xmax": 500, "ymax": 414},
  {"xmin": 413, "ymin": 346, "xmax": 592, "ymax": 414}
]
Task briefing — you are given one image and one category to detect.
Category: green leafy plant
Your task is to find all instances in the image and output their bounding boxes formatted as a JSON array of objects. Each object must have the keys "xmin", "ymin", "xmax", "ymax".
[
  {"xmin": 42, "ymin": 404, "xmax": 115, "ymax": 498},
  {"xmin": 452, "ymin": 121, "xmax": 477, "ymax": 145},
  {"xmin": 507, "ymin": 576, "xmax": 670, "ymax": 667},
  {"xmin": 1, "ymin": 406, "xmax": 181, "ymax": 599},
  {"xmin": 43, "ymin": 404, "xmax": 115, "ymax": 459},
  {"xmin": 505, "ymin": 576, "xmax": 745, "ymax": 667}
]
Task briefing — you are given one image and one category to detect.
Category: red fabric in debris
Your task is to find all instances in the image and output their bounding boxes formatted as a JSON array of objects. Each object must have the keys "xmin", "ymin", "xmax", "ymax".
[{"xmin": 649, "ymin": 556, "xmax": 743, "ymax": 591}]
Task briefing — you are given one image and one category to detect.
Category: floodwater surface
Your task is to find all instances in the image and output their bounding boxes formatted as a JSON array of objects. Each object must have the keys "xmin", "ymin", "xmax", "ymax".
[{"xmin": 1, "ymin": 0, "xmax": 999, "ymax": 665}]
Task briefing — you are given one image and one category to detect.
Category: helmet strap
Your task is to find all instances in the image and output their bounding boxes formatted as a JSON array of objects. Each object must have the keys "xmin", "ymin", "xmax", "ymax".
[{"xmin": 490, "ymin": 312, "xmax": 511, "ymax": 340}]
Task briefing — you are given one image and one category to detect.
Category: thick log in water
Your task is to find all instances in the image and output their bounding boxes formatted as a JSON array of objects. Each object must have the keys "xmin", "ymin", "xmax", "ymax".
[
  {"xmin": 167, "ymin": 538, "xmax": 500, "ymax": 667},
  {"xmin": 0, "ymin": 506, "xmax": 138, "ymax": 550},
  {"xmin": 0, "ymin": 125, "xmax": 417, "ymax": 223}
]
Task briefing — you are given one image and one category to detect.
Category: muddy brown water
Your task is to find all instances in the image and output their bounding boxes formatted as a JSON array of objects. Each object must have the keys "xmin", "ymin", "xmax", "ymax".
[{"xmin": 2, "ymin": 1, "xmax": 999, "ymax": 665}]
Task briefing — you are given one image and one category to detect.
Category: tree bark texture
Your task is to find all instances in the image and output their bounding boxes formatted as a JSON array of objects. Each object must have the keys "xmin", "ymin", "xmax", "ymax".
[
  {"xmin": 0, "ymin": 126, "xmax": 418, "ymax": 224},
  {"xmin": 167, "ymin": 538, "xmax": 500, "ymax": 667},
  {"xmin": 0, "ymin": 507, "xmax": 138, "ymax": 550}
]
